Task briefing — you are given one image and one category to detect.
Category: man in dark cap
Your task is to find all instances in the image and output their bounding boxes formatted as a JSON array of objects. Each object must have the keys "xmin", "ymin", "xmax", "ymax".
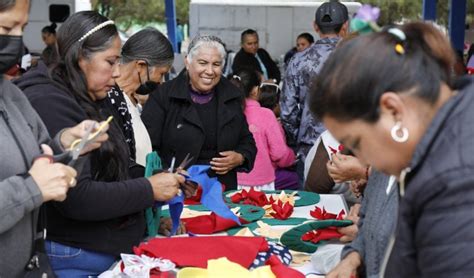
[{"xmin": 280, "ymin": 0, "xmax": 349, "ymax": 187}]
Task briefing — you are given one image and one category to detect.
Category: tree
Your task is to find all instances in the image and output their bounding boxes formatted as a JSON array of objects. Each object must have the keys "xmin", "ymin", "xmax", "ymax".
[
  {"xmin": 91, "ymin": 0, "xmax": 190, "ymax": 31},
  {"xmin": 362, "ymin": 0, "xmax": 473, "ymax": 28}
]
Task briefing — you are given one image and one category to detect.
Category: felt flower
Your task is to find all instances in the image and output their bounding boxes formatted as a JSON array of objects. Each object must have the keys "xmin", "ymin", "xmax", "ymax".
[
  {"xmin": 301, "ymin": 229, "xmax": 343, "ymax": 244},
  {"xmin": 310, "ymin": 206, "xmax": 346, "ymax": 220},
  {"xmin": 355, "ymin": 4, "xmax": 380, "ymax": 22},
  {"xmin": 270, "ymin": 200, "xmax": 294, "ymax": 220},
  {"xmin": 328, "ymin": 146, "xmax": 338, "ymax": 154},
  {"xmin": 350, "ymin": 4, "xmax": 382, "ymax": 34},
  {"xmin": 329, "ymin": 144, "xmax": 345, "ymax": 154},
  {"xmin": 230, "ymin": 188, "xmax": 269, "ymax": 207}
]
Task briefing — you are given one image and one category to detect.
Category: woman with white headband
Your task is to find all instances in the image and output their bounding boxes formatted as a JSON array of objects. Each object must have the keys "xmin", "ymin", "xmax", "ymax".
[{"xmin": 16, "ymin": 11, "xmax": 187, "ymax": 276}]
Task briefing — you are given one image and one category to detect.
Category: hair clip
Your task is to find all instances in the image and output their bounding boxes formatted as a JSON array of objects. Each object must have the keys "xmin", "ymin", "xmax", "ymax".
[
  {"xmin": 259, "ymin": 82, "xmax": 280, "ymax": 90},
  {"xmin": 395, "ymin": 43, "xmax": 405, "ymax": 55},
  {"xmin": 78, "ymin": 20, "xmax": 115, "ymax": 42},
  {"xmin": 387, "ymin": 28, "xmax": 406, "ymax": 55},
  {"xmin": 387, "ymin": 28, "xmax": 406, "ymax": 41},
  {"xmin": 232, "ymin": 75, "xmax": 241, "ymax": 81}
]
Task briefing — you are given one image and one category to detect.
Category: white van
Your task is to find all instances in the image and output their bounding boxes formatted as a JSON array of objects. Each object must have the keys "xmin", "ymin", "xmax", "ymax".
[{"xmin": 24, "ymin": 0, "xmax": 91, "ymax": 54}]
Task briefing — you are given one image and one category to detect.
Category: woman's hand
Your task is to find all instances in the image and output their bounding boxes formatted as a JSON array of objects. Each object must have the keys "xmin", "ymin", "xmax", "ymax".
[
  {"xmin": 158, "ymin": 217, "xmax": 187, "ymax": 236},
  {"xmin": 60, "ymin": 119, "xmax": 109, "ymax": 154},
  {"xmin": 29, "ymin": 144, "xmax": 77, "ymax": 202},
  {"xmin": 350, "ymin": 179, "xmax": 367, "ymax": 198},
  {"xmin": 175, "ymin": 169, "xmax": 198, "ymax": 198},
  {"xmin": 148, "ymin": 172, "xmax": 185, "ymax": 201},
  {"xmin": 210, "ymin": 151, "xmax": 244, "ymax": 175},
  {"xmin": 326, "ymin": 252, "xmax": 361, "ymax": 278},
  {"xmin": 181, "ymin": 181, "xmax": 198, "ymax": 198},
  {"xmin": 326, "ymin": 153, "xmax": 366, "ymax": 183},
  {"xmin": 338, "ymin": 204, "xmax": 361, "ymax": 243}
]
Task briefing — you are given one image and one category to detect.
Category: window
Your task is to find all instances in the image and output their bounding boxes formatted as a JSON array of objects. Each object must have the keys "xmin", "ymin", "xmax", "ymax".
[{"xmin": 49, "ymin": 5, "xmax": 70, "ymax": 23}]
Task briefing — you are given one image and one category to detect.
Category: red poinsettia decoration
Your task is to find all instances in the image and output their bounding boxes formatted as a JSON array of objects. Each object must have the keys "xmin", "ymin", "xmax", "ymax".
[
  {"xmin": 310, "ymin": 206, "xmax": 345, "ymax": 220},
  {"xmin": 270, "ymin": 200, "xmax": 294, "ymax": 220},
  {"xmin": 329, "ymin": 144, "xmax": 345, "ymax": 154},
  {"xmin": 301, "ymin": 229, "xmax": 343, "ymax": 244},
  {"xmin": 230, "ymin": 187, "xmax": 269, "ymax": 207}
]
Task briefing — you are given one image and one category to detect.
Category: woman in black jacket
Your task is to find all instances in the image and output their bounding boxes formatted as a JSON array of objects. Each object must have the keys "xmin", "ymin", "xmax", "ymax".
[
  {"xmin": 16, "ymin": 11, "xmax": 184, "ymax": 277},
  {"xmin": 310, "ymin": 22, "xmax": 474, "ymax": 277},
  {"xmin": 142, "ymin": 35, "xmax": 257, "ymax": 191}
]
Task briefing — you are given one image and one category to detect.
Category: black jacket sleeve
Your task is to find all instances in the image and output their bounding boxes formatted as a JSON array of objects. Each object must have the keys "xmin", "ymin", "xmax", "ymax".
[
  {"xmin": 141, "ymin": 85, "xmax": 167, "ymax": 153},
  {"xmin": 258, "ymin": 48, "xmax": 281, "ymax": 83},
  {"xmin": 387, "ymin": 168, "xmax": 474, "ymax": 277},
  {"xmin": 25, "ymin": 86, "xmax": 154, "ymax": 221}
]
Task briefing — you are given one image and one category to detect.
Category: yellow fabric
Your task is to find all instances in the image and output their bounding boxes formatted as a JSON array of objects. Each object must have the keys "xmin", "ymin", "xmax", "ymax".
[{"xmin": 177, "ymin": 257, "xmax": 276, "ymax": 278}]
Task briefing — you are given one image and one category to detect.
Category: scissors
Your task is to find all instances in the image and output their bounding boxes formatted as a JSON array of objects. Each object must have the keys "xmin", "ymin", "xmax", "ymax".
[
  {"xmin": 34, "ymin": 116, "xmax": 113, "ymax": 167},
  {"xmin": 168, "ymin": 153, "xmax": 194, "ymax": 174},
  {"xmin": 168, "ymin": 153, "xmax": 194, "ymax": 196}
]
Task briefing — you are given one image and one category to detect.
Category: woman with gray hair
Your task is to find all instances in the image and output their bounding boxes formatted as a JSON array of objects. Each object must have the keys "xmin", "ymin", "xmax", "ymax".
[
  {"xmin": 142, "ymin": 35, "xmax": 257, "ymax": 190},
  {"xmin": 107, "ymin": 27, "xmax": 174, "ymax": 167}
]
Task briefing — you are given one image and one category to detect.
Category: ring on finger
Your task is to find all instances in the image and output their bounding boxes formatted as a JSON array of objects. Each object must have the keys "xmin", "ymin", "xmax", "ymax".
[{"xmin": 69, "ymin": 177, "xmax": 76, "ymax": 187}]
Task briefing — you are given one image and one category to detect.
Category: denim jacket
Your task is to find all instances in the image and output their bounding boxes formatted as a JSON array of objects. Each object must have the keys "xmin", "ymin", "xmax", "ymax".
[{"xmin": 280, "ymin": 37, "xmax": 339, "ymax": 157}]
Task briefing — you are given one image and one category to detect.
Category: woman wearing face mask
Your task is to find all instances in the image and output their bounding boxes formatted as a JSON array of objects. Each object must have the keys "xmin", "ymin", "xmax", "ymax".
[
  {"xmin": 142, "ymin": 35, "xmax": 257, "ymax": 190},
  {"xmin": 0, "ymin": 1, "xmax": 107, "ymax": 276},
  {"xmin": 107, "ymin": 27, "xmax": 174, "ymax": 167},
  {"xmin": 16, "ymin": 11, "xmax": 186, "ymax": 276},
  {"xmin": 310, "ymin": 22, "xmax": 474, "ymax": 276}
]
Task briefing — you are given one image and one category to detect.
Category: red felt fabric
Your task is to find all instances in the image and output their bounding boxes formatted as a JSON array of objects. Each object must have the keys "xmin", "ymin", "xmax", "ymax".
[
  {"xmin": 134, "ymin": 236, "xmax": 269, "ymax": 268},
  {"xmin": 301, "ymin": 228, "xmax": 343, "ymax": 243},
  {"xmin": 184, "ymin": 186, "xmax": 203, "ymax": 205},
  {"xmin": 310, "ymin": 206, "xmax": 345, "ymax": 220},
  {"xmin": 270, "ymin": 200, "xmax": 294, "ymax": 220},
  {"xmin": 266, "ymin": 255, "xmax": 305, "ymax": 278},
  {"xmin": 230, "ymin": 187, "xmax": 269, "ymax": 207},
  {"xmin": 184, "ymin": 184, "xmax": 227, "ymax": 205},
  {"xmin": 182, "ymin": 213, "xmax": 248, "ymax": 234}
]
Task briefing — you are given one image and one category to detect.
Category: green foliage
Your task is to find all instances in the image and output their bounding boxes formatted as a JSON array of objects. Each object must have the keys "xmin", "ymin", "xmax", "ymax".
[
  {"xmin": 91, "ymin": 0, "xmax": 472, "ymax": 31},
  {"xmin": 91, "ymin": 0, "xmax": 190, "ymax": 31},
  {"xmin": 361, "ymin": 0, "xmax": 473, "ymax": 27}
]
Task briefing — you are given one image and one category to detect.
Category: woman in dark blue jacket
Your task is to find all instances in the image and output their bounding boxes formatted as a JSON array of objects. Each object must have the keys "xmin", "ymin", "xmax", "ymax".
[{"xmin": 310, "ymin": 22, "xmax": 474, "ymax": 277}]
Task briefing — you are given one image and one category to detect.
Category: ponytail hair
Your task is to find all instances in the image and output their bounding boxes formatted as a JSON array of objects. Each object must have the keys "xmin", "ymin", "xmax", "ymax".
[
  {"xmin": 230, "ymin": 69, "xmax": 261, "ymax": 109},
  {"xmin": 310, "ymin": 21, "xmax": 456, "ymax": 123},
  {"xmin": 51, "ymin": 11, "xmax": 129, "ymax": 182},
  {"xmin": 42, "ymin": 23, "xmax": 57, "ymax": 34}
]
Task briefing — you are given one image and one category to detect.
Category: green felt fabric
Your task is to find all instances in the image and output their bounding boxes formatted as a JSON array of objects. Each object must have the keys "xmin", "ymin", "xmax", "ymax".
[
  {"xmin": 162, "ymin": 204, "xmax": 265, "ymax": 223},
  {"xmin": 280, "ymin": 220, "xmax": 353, "ymax": 253},
  {"xmin": 144, "ymin": 152, "xmax": 163, "ymax": 237},
  {"xmin": 226, "ymin": 217, "xmax": 308, "ymax": 236}
]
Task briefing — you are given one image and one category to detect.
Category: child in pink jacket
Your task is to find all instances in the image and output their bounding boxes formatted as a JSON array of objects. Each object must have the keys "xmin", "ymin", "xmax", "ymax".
[{"xmin": 232, "ymin": 70, "xmax": 295, "ymax": 190}]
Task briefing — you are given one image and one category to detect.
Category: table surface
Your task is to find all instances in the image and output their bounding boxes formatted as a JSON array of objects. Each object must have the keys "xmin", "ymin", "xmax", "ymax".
[
  {"xmin": 273, "ymin": 194, "xmax": 348, "ymax": 276},
  {"xmin": 103, "ymin": 193, "xmax": 348, "ymax": 277}
]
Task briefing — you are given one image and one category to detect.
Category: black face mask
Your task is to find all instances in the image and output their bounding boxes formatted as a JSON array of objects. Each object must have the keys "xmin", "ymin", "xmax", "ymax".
[
  {"xmin": 136, "ymin": 64, "xmax": 158, "ymax": 95},
  {"xmin": 0, "ymin": 35, "xmax": 23, "ymax": 74}
]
